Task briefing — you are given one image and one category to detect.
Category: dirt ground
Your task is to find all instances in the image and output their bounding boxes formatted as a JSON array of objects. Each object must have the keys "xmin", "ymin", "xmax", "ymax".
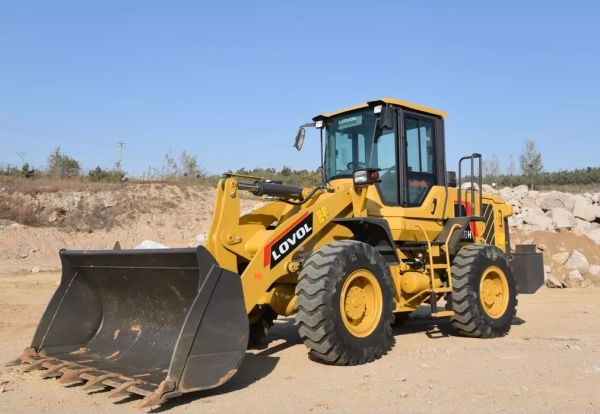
[{"xmin": 1, "ymin": 271, "xmax": 599, "ymax": 413}]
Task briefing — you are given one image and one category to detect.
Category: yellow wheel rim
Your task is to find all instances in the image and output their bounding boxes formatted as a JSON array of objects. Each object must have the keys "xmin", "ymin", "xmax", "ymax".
[
  {"xmin": 340, "ymin": 269, "xmax": 383, "ymax": 338},
  {"xmin": 479, "ymin": 265, "xmax": 509, "ymax": 318}
]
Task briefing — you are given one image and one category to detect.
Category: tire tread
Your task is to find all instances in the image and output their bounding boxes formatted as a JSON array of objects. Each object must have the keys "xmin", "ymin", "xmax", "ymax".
[
  {"xmin": 294, "ymin": 240, "xmax": 395, "ymax": 365},
  {"xmin": 450, "ymin": 244, "xmax": 518, "ymax": 339}
]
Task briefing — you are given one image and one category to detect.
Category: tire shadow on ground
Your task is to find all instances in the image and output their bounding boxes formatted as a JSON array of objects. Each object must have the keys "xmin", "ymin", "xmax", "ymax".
[{"xmin": 392, "ymin": 305, "xmax": 527, "ymax": 339}]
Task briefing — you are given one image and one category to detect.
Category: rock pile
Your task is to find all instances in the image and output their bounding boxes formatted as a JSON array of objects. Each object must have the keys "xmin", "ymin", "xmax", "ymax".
[
  {"xmin": 543, "ymin": 248, "xmax": 600, "ymax": 288},
  {"xmin": 480, "ymin": 184, "xmax": 600, "ymax": 244},
  {"xmin": 479, "ymin": 184, "xmax": 600, "ymax": 288}
]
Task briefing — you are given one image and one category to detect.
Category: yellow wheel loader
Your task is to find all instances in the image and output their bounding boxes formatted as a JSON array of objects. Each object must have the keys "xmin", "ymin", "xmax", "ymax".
[{"xmin": 6, "ymin": 98, "xmax": 545, "ymax": 408}]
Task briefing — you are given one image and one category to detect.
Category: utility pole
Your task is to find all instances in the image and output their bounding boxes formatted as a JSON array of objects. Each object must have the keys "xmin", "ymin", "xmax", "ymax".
[{"xmin": 116, "ymin": 141, "xmax": 126, "ymax": 170}]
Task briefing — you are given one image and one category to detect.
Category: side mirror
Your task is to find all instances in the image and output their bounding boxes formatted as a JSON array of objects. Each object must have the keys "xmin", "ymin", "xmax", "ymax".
[
  {"xmin": 294, "ymin": 127, "xmax": 305, "ymax": 151},
  {"xmin": 378, "ymin": 106, "xmax": 395, "ymax": 130}
]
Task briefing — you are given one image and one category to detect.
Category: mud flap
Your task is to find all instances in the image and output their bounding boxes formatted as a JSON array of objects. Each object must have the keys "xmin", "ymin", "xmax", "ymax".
[{"xmin": 6, "ymin": 245, "xmax": 249, "ymax": 408}]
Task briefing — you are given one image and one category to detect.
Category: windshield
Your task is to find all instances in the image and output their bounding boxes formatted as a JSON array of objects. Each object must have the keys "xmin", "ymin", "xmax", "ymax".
[{"xmin": 324, "ymin": 107, "xmax": 396, "ymax": 181}]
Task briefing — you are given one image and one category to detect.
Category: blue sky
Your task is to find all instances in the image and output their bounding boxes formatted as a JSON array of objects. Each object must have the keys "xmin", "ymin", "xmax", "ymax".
[{"xmin": 1, "ymin": 0, "xmax": 599, "ymax": 177}]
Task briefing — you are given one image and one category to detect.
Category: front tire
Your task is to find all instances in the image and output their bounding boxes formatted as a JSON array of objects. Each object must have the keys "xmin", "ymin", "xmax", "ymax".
[
  {"xmin": 450, "ymin": 244, "xmax": 518, "ymax": 338},
  {"xmin": 294, "ymin": 240, "xmax": 395, "ymax": 365}
]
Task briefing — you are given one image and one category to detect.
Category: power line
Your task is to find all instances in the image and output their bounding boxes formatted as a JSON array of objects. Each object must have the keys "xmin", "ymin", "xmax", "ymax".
[{"xmin": 117, "ymin": 141, "xmax": 126, "ymax": 169}]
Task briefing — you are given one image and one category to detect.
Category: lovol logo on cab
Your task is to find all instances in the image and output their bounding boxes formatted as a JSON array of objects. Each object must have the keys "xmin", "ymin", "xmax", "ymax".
[{"xmin": 264, "ymin": 212, "xmax": 313, "ymax": 269}]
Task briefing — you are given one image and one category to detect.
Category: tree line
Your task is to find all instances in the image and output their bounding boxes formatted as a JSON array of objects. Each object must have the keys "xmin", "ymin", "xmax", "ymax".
[
  {"xmin": 0, "ymin": 138, "xmax": 597, "ymax": 190},
  {"xmin": 479, "ymin": 138, "xmax": 599, "ymax": 189}
]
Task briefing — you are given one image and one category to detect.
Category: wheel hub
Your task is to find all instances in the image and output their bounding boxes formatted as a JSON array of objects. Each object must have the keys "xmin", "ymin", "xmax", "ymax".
[
  {"xmin": 344, "ymin": 286, "xmax": 366, "ymax": 320},
  {"xmin": 482, "ymin": 279, "xmax": 502, "ymax": 305},
  {"xmin": 339, "ymin": 269, "xmax": 383, "ymax": 338},
  {"xmin": 479, "ymin": 266, "xmax": 509, "ymax": 318}
]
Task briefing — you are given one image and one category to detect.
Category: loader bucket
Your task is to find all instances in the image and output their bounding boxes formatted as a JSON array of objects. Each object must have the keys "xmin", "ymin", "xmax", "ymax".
[{"xmin": 6, "ymin": 245, "xmax": 249, "ymax": 408}]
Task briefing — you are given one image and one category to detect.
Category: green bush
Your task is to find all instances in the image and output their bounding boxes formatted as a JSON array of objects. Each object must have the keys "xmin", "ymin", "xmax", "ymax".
[{"xmin": 88, "ymin": 166, "xmax": 125, "ymax": 183}]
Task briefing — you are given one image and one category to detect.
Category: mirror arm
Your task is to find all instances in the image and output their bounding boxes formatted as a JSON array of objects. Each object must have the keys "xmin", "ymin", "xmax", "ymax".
[{"xmin": 378, "ymin": 105, "xmax": 395, "ymax": 130}]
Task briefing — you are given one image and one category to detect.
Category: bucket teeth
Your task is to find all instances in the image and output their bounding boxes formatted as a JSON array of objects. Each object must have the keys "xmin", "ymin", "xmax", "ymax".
[
  {"xmin": 40, "ymin": 362, "xmax": 74, "ymax": 379},
  {"xmin": 58, "ymin": 367, "xmax": 96, "ymax": 385},
  {"xmin": 4, "ymin": 357, "xmax": 25, "ymax": 367},
  {"xmin": 21, "ymin": 357, "xmax": 56, "ymax": 372},
  {"xmin": 10, "ymin": 356, "xmax": 163, "ymax": 403},
  {"xmin": 139, "ymin": 379, "xmax": 179, "ymax": 409},
  {"xmin": 8, "ymin": 354, "xmax": 162, "ymax": 402},
  {"xmin": 5, "ymin": 347, "xmax": 38, "ymax": 367},
  {"xmin": 106, "ymin": 380, "xmax": 143, "ymax": 399},
  {"xmin": 81, "ymin": 373, "xmax": 120, "ymax": 392}
]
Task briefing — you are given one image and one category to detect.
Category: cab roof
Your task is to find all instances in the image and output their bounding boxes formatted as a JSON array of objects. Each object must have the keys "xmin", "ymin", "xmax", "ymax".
[{"xmin": 312, "ymin": 97, "xmax": 448, "ymax": 121}]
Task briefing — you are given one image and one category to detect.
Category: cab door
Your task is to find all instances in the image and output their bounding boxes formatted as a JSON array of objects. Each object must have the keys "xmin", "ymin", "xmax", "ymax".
[{"xmin": 402, "ymin": 112, "xmax": 439, "ymax": 209}]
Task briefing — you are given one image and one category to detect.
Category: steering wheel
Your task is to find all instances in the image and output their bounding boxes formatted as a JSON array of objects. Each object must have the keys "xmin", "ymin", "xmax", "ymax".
[{"xmin": 347, "ymin": 161, "xmax": 366, "ymax": 170}]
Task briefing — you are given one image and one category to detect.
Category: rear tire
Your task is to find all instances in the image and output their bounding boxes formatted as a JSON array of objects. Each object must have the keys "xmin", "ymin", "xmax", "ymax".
[
  {"xmin": 450, "ymin": 244, "xmax": 518, "ymax": 338},
  {"xmin": 294, "ymin": 240, "xmax": 395, "ymax": 365}
]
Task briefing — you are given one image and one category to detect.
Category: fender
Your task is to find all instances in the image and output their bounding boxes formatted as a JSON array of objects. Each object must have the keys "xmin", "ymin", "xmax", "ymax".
[{"xmin": 331, "ymin": 217, "xmax": 399, "ymax": 265}]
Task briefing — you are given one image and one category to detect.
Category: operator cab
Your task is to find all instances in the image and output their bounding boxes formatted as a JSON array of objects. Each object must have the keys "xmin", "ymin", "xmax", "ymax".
[{"xmin": 295, "ymin": 98, "xmax": 453, "ymax": 208}]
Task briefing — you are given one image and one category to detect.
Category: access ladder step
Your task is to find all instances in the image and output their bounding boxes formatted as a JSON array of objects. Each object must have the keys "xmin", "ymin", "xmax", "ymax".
[
  {"xmin": 400, "ymin": 241, "xmax": 444, "ymax": 251},
  {"xmin": 432, "ymin": 310, "xmax": 454, "ymax": 318}
]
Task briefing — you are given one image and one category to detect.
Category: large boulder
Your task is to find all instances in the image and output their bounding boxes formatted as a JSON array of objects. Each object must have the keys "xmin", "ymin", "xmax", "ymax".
[
  {"xmin": 507, "ymin": 199, "xmax": 522, "ymax": 214},
  {"xmin": 563, "ymin": 250, "xmax": 590, "ymax": 275},
  {"xmin": 587, "ymin": 265, "xmax": 600, "ymax": 277},
  {"xmin": 521, "ymin": 207, "xmax": 555, "ymax": 231},
  {"xmin": 586, "ymin": 228, "xmax": 600, "ymax": 245},
  {"xmin": 508, "ymin": 215, "xmax": 524, "ymax": 228},
  {"xmin": 550, "ymin": 207, "xmax": 577, "ymax": 230},
  {"xmin": 574, "ymin": 194, "xmax": 593, "ymax": 205},
  {"xmin": 545, "ymin": 272, "xmax": 566, "ymax": 288},
  {"xmin": 461, "ymin": 182, "xmax": 480, "ymax": 191},
  {"xmin": 573, "ymin": 197, "xmax": 599, "ymax": 221},
  {"xmin": 513, "ymin": 184, "xmax": 529, "ymax": 195},
  {"xmin": 576, "ymin": 218, "xmax": 593, "ymax": 234},
  {"xmin": 564, "ymin": 269, "xmax": 584, "ymax": 288},
  {"xmin": 482, "ymin": 184, "xmax": 498, "ymax": 195},
  {"xmin": 541, "ymin": 191, "xmax": 576, "ymax": 212},
  {"xmin": 499, "ymin": 187, "xmax": 514, "ymax": 200}
]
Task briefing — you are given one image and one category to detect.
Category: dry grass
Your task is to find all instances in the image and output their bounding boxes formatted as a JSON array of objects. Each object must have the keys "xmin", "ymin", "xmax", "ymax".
[
  {"xmin": 534, "ymin": 183, "xmax": 600, "ymax": 194},
  {"xmin": 0, "ymin": 174, "xmax": 224, "ymax": 195},
  {"xmin": 0, "ymin": 175, "xmax": 124, "ymax": 194},
  {"xmin": 4, "ymin": 174, "xmax": 598, "ymax": 197}
]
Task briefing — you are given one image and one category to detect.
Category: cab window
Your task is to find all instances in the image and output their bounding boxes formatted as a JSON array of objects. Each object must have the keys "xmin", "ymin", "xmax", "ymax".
[{"xmin": 405, "ymin": 116, "xmax": 436, "ymax": 206}]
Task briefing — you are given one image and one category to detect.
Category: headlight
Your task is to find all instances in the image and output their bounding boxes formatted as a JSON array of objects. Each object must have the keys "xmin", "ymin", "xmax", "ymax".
[{"xmin": 353, "ymin": 169, "xmax": 381, "ymax": 186}]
